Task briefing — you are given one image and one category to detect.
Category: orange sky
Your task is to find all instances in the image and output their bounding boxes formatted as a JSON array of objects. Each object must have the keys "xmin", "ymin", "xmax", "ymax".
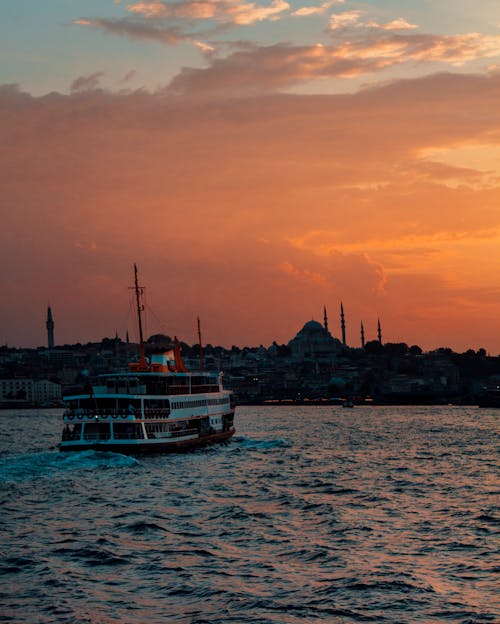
[
  {"xmin": 1, "ymin": 2, "xmax": 500, "ymax": 353},
  {"xmin": 1, "ymin": 73, "xmax": 499, "ymax": 353}
]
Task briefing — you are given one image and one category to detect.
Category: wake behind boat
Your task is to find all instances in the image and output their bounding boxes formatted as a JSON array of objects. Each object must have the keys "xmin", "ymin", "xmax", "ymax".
[{"xmin": 59, "ymin": 265, "xmax": 235, "ymax": 454}]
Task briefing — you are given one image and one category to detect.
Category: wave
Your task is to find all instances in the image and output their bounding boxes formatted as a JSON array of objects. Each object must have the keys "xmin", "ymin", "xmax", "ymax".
[
  {"xmin": 0, "ymin": 450, "xmax": 138, "ymax": 483},
  {"xmin": 121, "ymin": 520, "xmax": 169, "ymax": 534},
  {"xmin": 232, "ymin": 436, "xmax": 290, "ymax": 450},
  {"xmin": 0, "ymin": 555, "xmax": 38, "ymax": 575},
  {"xmin": 53, "ymin": 545, "xmax": 129, "ymax": 567}
]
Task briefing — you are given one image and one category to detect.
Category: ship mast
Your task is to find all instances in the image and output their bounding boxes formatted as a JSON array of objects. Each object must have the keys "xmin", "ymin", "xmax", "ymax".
[
  {"xmin": 133, "ymin": 263, "xmax": 147, "ymax": 369},
  {"xmin": 197, "ymin": 316, "xmax": 205, "ymax": 371}
]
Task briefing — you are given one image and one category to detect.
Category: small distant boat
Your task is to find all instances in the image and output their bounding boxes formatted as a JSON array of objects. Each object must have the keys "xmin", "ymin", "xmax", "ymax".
[{"xmin": 59, "ymin": 265, "xmax": 235, "ymax": 454}]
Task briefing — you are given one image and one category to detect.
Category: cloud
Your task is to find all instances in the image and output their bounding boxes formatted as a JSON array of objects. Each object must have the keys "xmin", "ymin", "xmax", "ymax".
[
  {"xmin": 166, "ymin": 43, "xmax": 332, "ymax": 94},
  {"xmin": 73, "ymin": 2, "xmax": 500, "ymax": 91},
  {"xmin": 118, "ymin": 69, "xmax": 138, "ymax": 83},
  {"xmin": 366, "ymin": 18, "xmax": 418, "ymax": 31},
  {"xmin": 278, "ymin": 251, "xmax": 385, "ymax": 294},
  {"xmin": 74, "ymin": 17, "xmax": 189, "ymax": 44},
  {"xmin": 125, "ymin": 0, "xmax": 290, "ymax": 25},
  {"xmin": 230, "ymin": 0, "xmax": 290, "ymax": 24},
  {"xmin": 293, "ymin": 0, "xmax": 344, "ymax": 17},
  {"xmin": 195, "ymin": 40, "xmax": 216, "ymax": 54},
  {"xmin": 164, "ymin": 30, "xmax": 500, "ymax": 94},
  {"xmin": 329, "ymin": 10, "xmax": 362, "ymax": 30},
  {"xmin": 74, "ymin": 0, "xmax": 292, "ymax": 47},
  {"xmin": 388, "ymin": 32, "xmax": 500, "ymax": 65},
  {"xmin": 0, "ymin": 73, "xmax": 499, "ymax": 350},
  {"xmin": 70, "ymin": 72, "xmax": 105, "ymax": 92},
  {"xmin": 126, "ymin": 1, "xmax": 176, "ymax": 18},
  {"xmin": 168, "ymin": 41, "xmax": 392, "ymax": 95}
]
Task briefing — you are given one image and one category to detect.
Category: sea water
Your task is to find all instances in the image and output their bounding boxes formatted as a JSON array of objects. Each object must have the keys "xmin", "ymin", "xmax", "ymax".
[{"xmin": 0, "ymin": 406, "xmax": 498, "ymax": 623}]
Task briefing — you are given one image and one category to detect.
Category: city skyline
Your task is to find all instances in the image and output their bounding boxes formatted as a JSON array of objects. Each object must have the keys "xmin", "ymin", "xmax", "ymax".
[
  {"xmin": 6, "ymin": 302, "xmax": 496, "ymax": 356},
  {"xmin": 1, "ymin": 1, "xmax": 500, "ymax": 353}
]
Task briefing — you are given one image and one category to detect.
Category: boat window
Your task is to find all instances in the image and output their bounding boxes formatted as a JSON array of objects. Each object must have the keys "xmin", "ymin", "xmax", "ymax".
[
  {"xmin": 145, "ymin": 399, "xmax": 170, "ymax": 409},
  {"xmin": 113, "ymin": 422, "xmax": 144, "ymax": 439},
  {"xmin": 102, "ymin": 377, "xmax": 141, "ymax": 393},
  {"xmin": 117, "ymin": 398, "xmax": 140, "ymax": 409},
  {"xmin": 83, "ymin": 422, "xmax": 111, "ymax": 441},
  {"xmin": 145, "ymin": 422, "xmax": 173, "ymax": 436},
  {"xmin": 79, "ymin": 398, "xmax": 98, "ymax": 409},
  {"xmin": 191, "ymin": 376, "xmax": 209, "ymax": 386},
  {"xmin": 144, "ymin": 379, "xmax": 171, "ymax": 394},
  {"xmin": 90, "ymin": 398, "xmax": 116, "ymax": 409}
]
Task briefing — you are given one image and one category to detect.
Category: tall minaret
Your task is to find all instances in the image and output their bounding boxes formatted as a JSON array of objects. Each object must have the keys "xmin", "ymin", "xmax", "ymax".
[
  {"xmin": 361, "ymin": 321, "xmax": 365, "ymax": 348},
  {"xmin": 340, "ymin": 302, "xmax": 346, "ymax": 346},
  {"xmin": 377, "ymin": 318, "xmax": 382, "ymax": 344},
  {"xmin": 46, "ymin": 306, "xmax": 54, "ymax": 349},
  {"xmin": 323, "ymin": 305, "xmax": 329, "ymax": 333}
]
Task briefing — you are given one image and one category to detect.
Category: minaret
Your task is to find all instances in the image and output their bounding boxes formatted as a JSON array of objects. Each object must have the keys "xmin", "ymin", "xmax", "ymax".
[
  {"xmin": 361, "ymin": 321, "xmax": 365, "ymax": 348},
  {"xmin": 197, "ymin": 316, "xmax": 205, "ymax": 371},
  {"xmin": 377, "ymin": 318, "xmax": 382, "ymax": 344},
  {"xmin": 323, "ymin": 305, "xmax": 329, "ymax": 333},
  {"xmin": 46, "ymin": 306, "xmax": 54, "ymax": 349},
  {"xmin": 340, "ymin": 302, "xmax": 346, "ymax": 346}
]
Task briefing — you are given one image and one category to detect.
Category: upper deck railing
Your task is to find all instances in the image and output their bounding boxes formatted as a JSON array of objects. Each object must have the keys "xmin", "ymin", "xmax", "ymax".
[
  {"xmin": 84, "ymin": 383, "xmax": 221, "ymax": 396},
  {"xmin": 63, "ymin": 407, "xmax": 171, "ymax": 421}
]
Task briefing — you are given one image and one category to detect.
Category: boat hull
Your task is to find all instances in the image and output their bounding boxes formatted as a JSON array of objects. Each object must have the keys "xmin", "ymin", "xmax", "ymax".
[{"xmin": 59, "ymin": 427, "xmax": 235, "ymax": 455}]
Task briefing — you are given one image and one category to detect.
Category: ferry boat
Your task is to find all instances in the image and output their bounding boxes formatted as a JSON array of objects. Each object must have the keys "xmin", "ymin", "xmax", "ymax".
[{"xmin": 59, "ymin": 266, "xmax": 235, "ymax": 454}]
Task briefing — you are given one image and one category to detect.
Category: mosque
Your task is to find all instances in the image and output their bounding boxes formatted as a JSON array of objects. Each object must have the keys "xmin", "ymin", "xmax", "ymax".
[{"xmin": 287, "ymin": 304, "xmax": 382, "ymax": 358}]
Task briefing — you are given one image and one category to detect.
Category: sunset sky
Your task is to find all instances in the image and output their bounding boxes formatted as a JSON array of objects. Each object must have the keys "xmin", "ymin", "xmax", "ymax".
[{"xmin": 1, "ymin": 0, "xmax": 500, "ymax": 353}]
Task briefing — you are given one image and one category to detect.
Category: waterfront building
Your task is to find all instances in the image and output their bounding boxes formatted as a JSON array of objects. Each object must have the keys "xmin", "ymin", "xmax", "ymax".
[{"xmin": 0, "ymin": 378, "xmax": 62, "ymax": 406}]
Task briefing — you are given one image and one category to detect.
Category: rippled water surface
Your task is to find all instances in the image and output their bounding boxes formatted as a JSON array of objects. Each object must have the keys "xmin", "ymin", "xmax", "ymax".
[{"xmin": 1, "ymin": 406, "xmax": 498, "ymax": 623}]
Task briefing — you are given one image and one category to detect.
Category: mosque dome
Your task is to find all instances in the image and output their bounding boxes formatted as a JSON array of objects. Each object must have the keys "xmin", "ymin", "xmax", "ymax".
[
  {"xmin": 288, "ymin": 319, "xmax": 341, "ymax": 358},
  {"xmin": 301, "ymin": 320, "xmax": 325, "ymax": 333}
]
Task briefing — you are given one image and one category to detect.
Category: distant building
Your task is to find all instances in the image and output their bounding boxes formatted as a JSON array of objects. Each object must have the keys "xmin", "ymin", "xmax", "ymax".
[
  {"xmin": 0, "ymin": 378, "xmax": 62, "ymax": 406},
  {"xmin": 34, "ymin": 379, "xmax": 63, "ymax": 404},
  {"xmin": 40, "ymin": 349, "xmax": 75, "ymax": 367}
]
